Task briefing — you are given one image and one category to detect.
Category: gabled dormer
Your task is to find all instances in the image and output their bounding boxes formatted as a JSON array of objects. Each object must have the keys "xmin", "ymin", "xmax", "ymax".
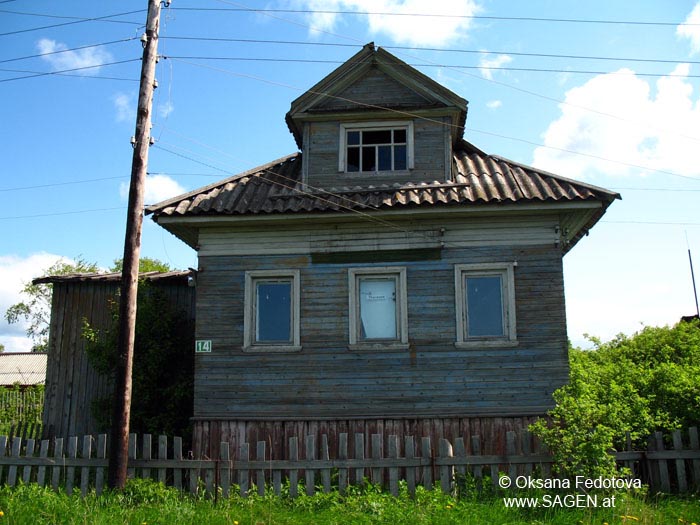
[{"xmin": 285, "ymin": 43, "xmax": 468, "ymax": 189}]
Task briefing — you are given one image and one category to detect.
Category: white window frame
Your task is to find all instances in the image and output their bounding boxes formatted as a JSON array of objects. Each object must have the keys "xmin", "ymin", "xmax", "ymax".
[
  {"xmin": 243, "ymin": 269, "xmax": 301, "ymax": 353},
  {"xmin": 348, "ymin": 267, "xmax": 409, "ymax": 349},
  {"xmin": 338, "ymin": 121, "xmax": 415, "ymax": 173},
  {"xmin": 454, "ymin": 263, "xmax": 517, "ymax": 348}
]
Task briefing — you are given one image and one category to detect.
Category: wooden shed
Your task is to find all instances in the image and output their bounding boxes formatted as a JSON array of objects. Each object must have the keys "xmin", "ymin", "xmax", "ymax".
[
  {"xmin": 147, "ymin": 43, "xmax": 620, "ymax": 459},
  {"xmin": 37, "ymin": 271, "xmax": 194, "ymax": 440}
]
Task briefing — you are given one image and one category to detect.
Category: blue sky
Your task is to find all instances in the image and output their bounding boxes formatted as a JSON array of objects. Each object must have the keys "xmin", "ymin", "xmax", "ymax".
[{"xmin": 2, "ymin": 0, "xmax": 700, "ymax": 352}]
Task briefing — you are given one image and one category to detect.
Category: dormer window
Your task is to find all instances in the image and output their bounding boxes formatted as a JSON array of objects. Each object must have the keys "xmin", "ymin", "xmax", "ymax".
[{"xmin": 339, "ymin": 121, "xmax": 414, "ymax": 173}]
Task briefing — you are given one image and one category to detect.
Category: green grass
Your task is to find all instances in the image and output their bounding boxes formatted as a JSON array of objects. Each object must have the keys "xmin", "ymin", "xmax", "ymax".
[{"xmin": 0, "ymin": 479, "xmax": 698, "ymax": 525}]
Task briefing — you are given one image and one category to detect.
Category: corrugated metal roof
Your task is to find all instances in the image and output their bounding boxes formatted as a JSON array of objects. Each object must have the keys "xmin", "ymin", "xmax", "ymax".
[
  {"xmin": 147, "ymin": 140, "xmax": 619, "ymax": 219},
  {"xmin": 33, "ymin": 270, "xmax": 192, "ymax": 285},
  {"xmin": 0, "ymin": 353, "xmax": 47, "ymax": 386}
]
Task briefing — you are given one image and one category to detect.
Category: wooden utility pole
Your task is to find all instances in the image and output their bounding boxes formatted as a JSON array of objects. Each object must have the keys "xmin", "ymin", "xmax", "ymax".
[{"xmin": 108, "ymin": 0, "xmax": 163, "ymax": 490}]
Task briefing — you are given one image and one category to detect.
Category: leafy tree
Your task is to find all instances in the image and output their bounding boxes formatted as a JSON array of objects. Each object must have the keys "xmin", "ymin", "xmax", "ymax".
[
  {"xmin": 111, "ymin": 257, "xmax": 171, "ymax": 273},
  {"xmin": 0, "ymin": 343, "xmax": 4, "ymax": 353},
  {"xmin": 531, "ymin": 319, "xmax": 700, "ymax": 479},
  {"xmin": 4, "ymin": 257, "xmax": 99, "ymax": 352}
]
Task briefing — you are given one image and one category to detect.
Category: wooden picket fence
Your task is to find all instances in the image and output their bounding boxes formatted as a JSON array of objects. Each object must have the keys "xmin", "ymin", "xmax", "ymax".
[{"xmin": 0, "ymin": 427, "xmax": 698, "ymax": 497}]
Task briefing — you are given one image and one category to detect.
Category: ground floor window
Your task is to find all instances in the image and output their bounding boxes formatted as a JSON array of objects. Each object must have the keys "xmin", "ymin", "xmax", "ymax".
[
  {"xmin": 348, "ymin": 267, "xmax": 408, "ymax": 347},
  {"xmin": 454, "ymin": 263, "xmax": 517, "ymax": 347},
  {"xmin": 243, "ymin": 270, "xmax": 301, "ymax": 352}
]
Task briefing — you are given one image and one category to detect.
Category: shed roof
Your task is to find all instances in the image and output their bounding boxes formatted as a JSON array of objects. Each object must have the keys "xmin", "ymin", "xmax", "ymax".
[
  {"xmin": 0, "ymin": 353, "xmax": 47, "ymax": 386},
  {"xmin": 33, "ymin": 270, "xmax": 192, "ymax": 286},
  {"xmin": 146, "ymin": 140, "xmax": 619, "ymax": 252}
]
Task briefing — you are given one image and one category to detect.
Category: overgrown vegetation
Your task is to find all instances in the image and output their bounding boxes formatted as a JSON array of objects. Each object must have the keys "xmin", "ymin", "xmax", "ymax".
[
  {"xmin": 531, "ymin": 319, "xmax": 700, "ymax": 479},
  {"xmin": 0, "ymin": 385, "xmax": 44, "ymax": 435},
  {"xmin": 0, "ymin": 479, "xmax": 697, "ymax": 525},
  {"xmin": 83, "ymin": 282, "xmax": 194, "ymax": 439}
]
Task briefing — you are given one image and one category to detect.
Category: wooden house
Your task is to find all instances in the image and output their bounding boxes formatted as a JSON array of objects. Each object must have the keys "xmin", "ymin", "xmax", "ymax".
[{"xmin": 147, "ymin": 43, "xmax": 619, "ymax": 459}]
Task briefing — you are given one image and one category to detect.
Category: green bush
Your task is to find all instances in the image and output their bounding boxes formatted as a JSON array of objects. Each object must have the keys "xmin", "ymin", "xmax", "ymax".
[{"xmin": 531, "ymin": 319, "xmax": 700, "ymax": 479}]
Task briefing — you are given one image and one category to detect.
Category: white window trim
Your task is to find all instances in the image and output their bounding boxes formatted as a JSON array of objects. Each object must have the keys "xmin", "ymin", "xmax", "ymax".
[
  {"xmin": 243, "ymin": 269, "xmax": 301, "ymax": 353},
  {"xmin": 338, "ymin": 121, "xmax": 415, "ymax": 173},
  {"xmin": 454, "ymin": 263, "xmax": 518, "ymax": 348},
  {"xmin": 348, "ymin": 267, "xmax": 409, "ymax": 350}
]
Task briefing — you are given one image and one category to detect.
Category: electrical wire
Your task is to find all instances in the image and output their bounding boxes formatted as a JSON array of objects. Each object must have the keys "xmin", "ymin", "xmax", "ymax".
[
  {"xmin": 159, "ymin": 37, "xmax": 699, "ymax": 66},
  {"xmin": 0, "ymin": 9, "xmax": 144, "ymax": 37},
  {"xmin": 161, "ymin": 54, "xmax": 700, "ymax": 79},
  {"xmin": 0, "ymin": 37, "xmax": 136, "ymax": 65},
  {"xmin": 0, "ymin": 58, "xmax": 141, "ymax": 83},
  {"xmin": 171, "ymin": 6, "xmax": 699, "ymax": 27},
  {"xmin": 0, "ymin": 9, "xmax": 143, "ymax": 25}
]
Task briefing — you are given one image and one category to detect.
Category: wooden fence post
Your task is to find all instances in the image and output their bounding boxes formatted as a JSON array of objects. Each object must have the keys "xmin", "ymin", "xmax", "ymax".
[
  {"xmin": 338, "ymin": 433, "xmax": 348, "ymax": 495},
  {"xmin": 439, "ymin": 438, "xmax": 454, "ymax": 494}
]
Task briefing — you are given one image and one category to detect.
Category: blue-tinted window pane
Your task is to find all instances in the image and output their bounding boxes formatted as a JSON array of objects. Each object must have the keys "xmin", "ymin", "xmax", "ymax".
[
  {"xmin": 394, "ymin": 145, "xmax": 407, "ymax": 170},
  {"xmin": 347, "ymin": 147, "xmax": 360, "ymax": 172},
  {"xmin": 364, "ymin": 130, "xmax": 391, "ymax": 144},
  {"xmin": 256, "ymin": 281, "xmax": 292, "ymax": 342},
  {"xmin": 378, "ymin": 146, "xmax": 392, "ymax": 171},
  {"xmin": 359, "ymin": 278, "xmax": 397, "ymax": 340},
  {"xmin": 347, "ymin": 131, "xmax": 360, "ymax": 145},
  {"xmin": 466, "ymin": 276, "xmax": 504, "ymax": 337}
]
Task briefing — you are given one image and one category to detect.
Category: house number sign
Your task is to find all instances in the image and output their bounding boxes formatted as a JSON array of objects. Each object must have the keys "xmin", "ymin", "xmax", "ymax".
[{"xmin": 195, "ymin": 340, "xmax": 212, "ymax": 353}]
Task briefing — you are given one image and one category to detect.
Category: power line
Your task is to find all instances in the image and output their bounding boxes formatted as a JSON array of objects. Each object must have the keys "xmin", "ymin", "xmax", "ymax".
[
  {"xmin": 161, "ymin": 54, "xmax": 700, "ymax": 79},
  {"xmin": 0, "ymin": 207, "xmax": 125, "ymax": 221},
  {"xmin": 171, "ymin": 6, "xmax": 698, "ymax": 27},
  {"xmin": 0, "ymin": 9, "xmax": 143, "ymax": 37},
  {"xmin": 0, "ymin": 58, "xmax": 141, "ymax": 83},
  {"xmin": 0, "ymin": 176, "xmax": 128, "ymax": 193},
  {"xmin": 0, "ymin": 37, "xmax": 135, "ymax": 65},
  {"xmin": 160, "ymin": 36, "xmax": 699, "ymax": 66},
  {"xmin": 0, "ymin": 67, "xmax": 138, "ymax": 82},
  {"xmin": 0, "ymin": 9, "xmax": 143, "ymax": 25}
]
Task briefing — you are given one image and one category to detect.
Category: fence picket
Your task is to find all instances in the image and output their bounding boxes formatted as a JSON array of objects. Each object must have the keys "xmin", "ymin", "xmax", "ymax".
[
  {"xmin": 220, "ymin": 441, "xmax": 231, "ymax": 499},
  {"xmin": 142, "ymin": 434, "xmax": 152, "ymax": 480},
  {"xmin": 7, "ymin": 437, "xmax": 21, "ymax": 487},
  {"xmin": 80, "ymin": 435, "xmax": 92, "ymax": 497},
  {"xmin": 51, "ymin": 437, "xmax": 63, "ymax": 491},
  {"xmin": 238, "ymin": 442, "xmax": 249, "ymax": 497},
  {"xmin": 173, "ymin": 436, "xmax": 183, "ymax": 490},
  {"xmin": 37, "ymin": 439, "xmax": 50, "ymax": 487},
  {"xmin": 96, "ymin": 434, "xmax": 107, "ymax": 496},
  {"xmin": 689, "ymin": 427, "xmax": 700, "ymax": 490},
  {"xmin": 305, "ymin": 434, "xmax": 316, "ymax": 496},
  {"xmin": 405, "ymin": 435, "xmax": 416, "ymax": 497},
  {"xmin": 22, "ymin": 438, "xmax": 35, "ymax": 484},
  {"xmin": 371, "ymin": 434, "xmax": 383, "ymax": 486},
  {"xmin": 655, "ymin": 431, "xmax": 671, "ymax": 493},
  {"xmin": 321, "ymin": 434, "xmax": 331, "ymax": 494},
  {"xmin": 439, "ymin": 438, "xmax": 453, "ymax": 494},
  {"xmin": 0, "ymin": 435, "xmax": 7, "ymax": 483},
  {"xmin": 673, "ymin": 430, "xmax": 688, "ymax": 493},
  {"xmin": 354, "ymin": 433, "xmax": 364, "ymax": 485},
  {"xmin": 65, "ymin": 436, "xmax": 78, "ymax": 496},
  {"xmin": 421, "ymin": 437, "xmax": 432, "ymax": 490},
  {"xmin": 470, "ymin": 435, "xmax": 483, "ymax": 492},
  {"xmin": 256, "ymin": 441, "xmax": 266, "ymax": 497},
  {"xmin": 158, "ymin": 435, "xmax": 168, "ymax": 484},
  {"xmin": 388, "ymin": 435, "xmax": 399, "ymax": 497},
  {"xmin": 288, "ymin": 436, "xmax": 299, "ymax": 498},
  {"xmin": 338, "ymin": 433, "xmax": 348, "ymax": 495}
]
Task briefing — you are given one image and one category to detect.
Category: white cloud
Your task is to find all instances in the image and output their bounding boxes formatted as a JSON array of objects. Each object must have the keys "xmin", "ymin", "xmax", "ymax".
[
  {"xmin": 113, "ymin": 92, "xmax": 135, "ymax": 123},
  {"xmin": 120, "ymin": 174, "xmax": 186, "ymax": 205},
  {"xmin": 532, "ymin": 65, "xmax": 700, "ymax": 181},
  {"xmin": 36, "ymin": 38, "xmax": 113, "ymax": 75},
  {"xmin": 0, "ymin": 253, "xmax": 73, "ymax": 352},
  {"xmin": 303, "ymin": 0, "xmax": 481, "ymax": 47},
  {"xmin": 677, "ymin": 2, "xmax": 700, "ymax": 55},
  {"xmin": 158, "ymin": 101, "xmax": 174, "ymax": 119},
  {"xmin": 486, "ymin": 99, "xmax": 502, "ymax": 109},
  {"xmin": 478, "ymin": 53, "xmax": 512, "ymax": 80}
]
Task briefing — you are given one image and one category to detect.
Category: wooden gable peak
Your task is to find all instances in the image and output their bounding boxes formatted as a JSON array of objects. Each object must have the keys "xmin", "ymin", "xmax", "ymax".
[{"xmin": 286, "ymin": 43, "xmax": 468, "ymax": 149}]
